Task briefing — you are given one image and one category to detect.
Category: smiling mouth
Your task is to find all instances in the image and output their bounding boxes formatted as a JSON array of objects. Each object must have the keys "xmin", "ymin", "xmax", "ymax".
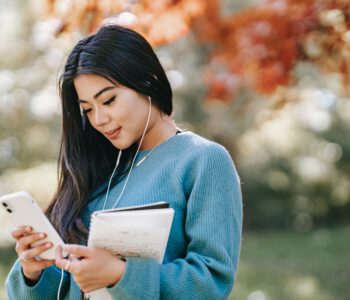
[{"xmin": 105, "ymin": 127, "xmax": 121, "ymax": 139}]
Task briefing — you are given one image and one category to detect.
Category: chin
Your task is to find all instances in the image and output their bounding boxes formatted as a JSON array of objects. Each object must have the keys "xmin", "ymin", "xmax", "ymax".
[{"xmin": 110, "ymin": 140, "xmax": 132, "ymax": 150}]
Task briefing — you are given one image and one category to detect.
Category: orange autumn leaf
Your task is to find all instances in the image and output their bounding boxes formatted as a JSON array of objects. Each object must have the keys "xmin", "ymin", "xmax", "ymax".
[{"xmin": 44, "ymin": 0, "xmax": 350, "ymax": 100}]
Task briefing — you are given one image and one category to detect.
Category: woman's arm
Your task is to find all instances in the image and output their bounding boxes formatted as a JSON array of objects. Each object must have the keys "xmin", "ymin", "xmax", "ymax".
[
  {"xmin": 6, "ymin": 260, "xmax": 70, "ymax": 300},
  {"xmin": 6, "ymin": 226, "xmax": 71, "ymax": 300},
  {"xmin": 107, "ymin": 144, "xmax": 243, "ymax": 299}
]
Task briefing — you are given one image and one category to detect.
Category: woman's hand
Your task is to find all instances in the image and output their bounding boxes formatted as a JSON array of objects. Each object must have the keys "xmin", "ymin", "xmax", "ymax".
[
  {"xmin": 11, "ymin": 226, "xmax": 55, "ymax": 282},
  {"xmin": 55, "ymin": 245, "xmax": 126, "ymax": 293}
]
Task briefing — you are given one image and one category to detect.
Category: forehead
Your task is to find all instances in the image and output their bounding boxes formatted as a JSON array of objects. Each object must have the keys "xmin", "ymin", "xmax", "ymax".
[{"xmin": 74, "ymin": 74, "xmax": 115, "ymax": 99}]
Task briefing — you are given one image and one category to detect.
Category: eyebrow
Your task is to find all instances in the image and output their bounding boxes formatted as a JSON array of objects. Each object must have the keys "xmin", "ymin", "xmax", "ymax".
[{"xmin": 77, "ymin": 86, "xmax": 116, "ymax": 103}]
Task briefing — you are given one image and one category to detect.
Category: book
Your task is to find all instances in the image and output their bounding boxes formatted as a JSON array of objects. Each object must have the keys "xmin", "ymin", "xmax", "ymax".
[{"xmin": 85, "ymin": 201, "xmax": 174, "ymax": 300}]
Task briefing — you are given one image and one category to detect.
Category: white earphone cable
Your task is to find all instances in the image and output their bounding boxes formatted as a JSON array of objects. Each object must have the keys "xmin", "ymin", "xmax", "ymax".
[
  {"xmin": 57, "ymin": 269, "xmax": 64, "ymax": 300},
  {"xmin": 57, "ymin": 97, "xmax": 152, "ymax": 300},
  {"xmin": 102, "ymin": 97, "xmax": 152, "ymax": 210},
  {"xmin": 102, "ymin": 149, "xmax": 123, "ymax": 210}
]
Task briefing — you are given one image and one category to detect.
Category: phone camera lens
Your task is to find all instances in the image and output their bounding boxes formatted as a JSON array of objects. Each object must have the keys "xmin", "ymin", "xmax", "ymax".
[
  {"xmin": 6, "ymin": 208, "xmax": 12, "ymax": 213},
  {"xmin": 2, "ymin": 202, "xmax": 8, "ymax": 207}
]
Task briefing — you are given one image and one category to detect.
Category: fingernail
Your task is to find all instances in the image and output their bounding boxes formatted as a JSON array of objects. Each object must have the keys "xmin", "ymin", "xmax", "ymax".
[
  {"xmin": 39, "ymin": 233, "xmax": 45, "ymax": 239},
  {"xmin": 25, "ymin": 226, "xmax": 31, "ymax": 232},
  {"xmin": 46, "ymin": 242, "xmax": 51, "ymax": 248}
]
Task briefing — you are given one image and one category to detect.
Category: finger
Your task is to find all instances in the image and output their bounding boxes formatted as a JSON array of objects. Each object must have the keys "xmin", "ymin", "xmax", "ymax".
[
  {"xmin": 63, "ymin": 244, "xmax": 93, "ymax": 258},
  {"xmin": 21, "ymin": 242, "xmax": 53, "ymax": 261},
  {"xmin": 16, "ymin": 233, "xmax": 47, "ymax": 253},
  {"xmin": 11, "ymin": 226, "xmax": 32, "ymax": 240},
  {"xmin": 55, "ymin": 246, "xmax": 71, "ymax": 271},
  {"xmin": 55, "ymin": 246, "xmax": 83, "ymax": 274},
  {"xmin": 68, "ymin": 253, "xmax": 81, "ymax": 261},
  {"xmin": 22, "ymin": 259, "xmax": 55, "ymax": 273},
  {"xmin": 55, "ymin": 245, "xmax": 63, "ymax": 260},
  {"xmin": 55, "ymin": 245, "xmax": 75, "ymax": 260},
  {"xmin": 33, "ymin": 259, "xmax": 56, "ymax": 270}
]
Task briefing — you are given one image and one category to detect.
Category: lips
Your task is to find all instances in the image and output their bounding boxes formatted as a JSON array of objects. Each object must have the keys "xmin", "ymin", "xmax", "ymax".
[{"xmin": 105, "ymin": 127, "xmax": 121, "ymax": 139}]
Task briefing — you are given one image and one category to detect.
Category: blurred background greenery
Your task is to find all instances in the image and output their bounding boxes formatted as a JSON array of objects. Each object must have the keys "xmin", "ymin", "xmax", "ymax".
[{"xmin": 1, "ymin": 0, "xmax": 349, "ymax": 299}]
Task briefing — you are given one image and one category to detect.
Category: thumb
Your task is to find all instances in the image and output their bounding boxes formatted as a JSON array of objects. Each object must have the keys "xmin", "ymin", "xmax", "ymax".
[{"xmin": 63, "ymin": 244, "xmax": 94, "ymax": 258}]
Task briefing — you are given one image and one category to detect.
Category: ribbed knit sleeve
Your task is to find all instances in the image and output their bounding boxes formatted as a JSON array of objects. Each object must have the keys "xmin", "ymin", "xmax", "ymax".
[
  {"xmin": 4, "ymin": 131, "xmax": 242, "ymax": 300},
  {"xmin": 107, "ymin": 143, "xmax": 243, "ymax": 300},
  {"xmin": 5, "ymin": 259, "xmax": 70, "ymax": 300}
]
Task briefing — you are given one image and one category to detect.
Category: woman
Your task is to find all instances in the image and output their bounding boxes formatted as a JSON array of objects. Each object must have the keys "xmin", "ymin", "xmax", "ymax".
[{"xmin": 6, "ymin": 25, "xmax": 242, "ymax": 300}]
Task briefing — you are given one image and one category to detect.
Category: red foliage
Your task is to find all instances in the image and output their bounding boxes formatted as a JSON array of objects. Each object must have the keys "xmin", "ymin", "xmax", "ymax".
[
  {"xmin": 195, "ymin": 0, "xmax": 326, "ymax": 99},
  {"xmin": 44, "ymin": 0, "xmax": 350, "ymax": 101}
]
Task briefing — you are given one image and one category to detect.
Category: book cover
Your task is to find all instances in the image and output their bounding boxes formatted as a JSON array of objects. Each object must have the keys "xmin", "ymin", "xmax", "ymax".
[{"xmin": 85, "ymin": 201, "xmax": 174, "ymax": 300}]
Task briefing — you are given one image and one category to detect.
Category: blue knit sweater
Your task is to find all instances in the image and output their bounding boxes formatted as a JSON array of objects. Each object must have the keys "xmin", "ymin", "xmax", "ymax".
[{"xmin": 6, "ymin": 131, "xmax": 242, "ymax": 299}]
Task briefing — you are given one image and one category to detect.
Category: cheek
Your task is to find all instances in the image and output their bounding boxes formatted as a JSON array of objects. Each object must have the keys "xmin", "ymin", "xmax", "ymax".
[{"xmin": 121, "ymin": 104, "xmax": 150, "ymax": 129}]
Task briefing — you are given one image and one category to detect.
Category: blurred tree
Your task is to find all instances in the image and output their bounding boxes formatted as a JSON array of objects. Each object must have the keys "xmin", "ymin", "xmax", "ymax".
[
  {"xmin": 41, "ymin": 0, "xmax": 350, "ymax": 231},
  {"xmin": 44, "ymin": 0, "xmax": 350, "ymax": 101},
  {"xmin": 1, "ymin": 0, "xmax": 349, "ymax": 232}
]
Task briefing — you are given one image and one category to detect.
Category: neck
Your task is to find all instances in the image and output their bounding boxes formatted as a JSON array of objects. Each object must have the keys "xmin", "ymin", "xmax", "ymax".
[{"xmin": 139, "ymin": 115, "xmax": 178, "ymax": 150}]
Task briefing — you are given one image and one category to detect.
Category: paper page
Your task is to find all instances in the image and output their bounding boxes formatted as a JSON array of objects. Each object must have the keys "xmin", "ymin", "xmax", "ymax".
[
  {"xmin": 88, "ymin": 219, "xmax": 168, "ymax": 263},
  {"xmin": 86, "ymin": 207, "xmax": 174, "ymax": 300}
]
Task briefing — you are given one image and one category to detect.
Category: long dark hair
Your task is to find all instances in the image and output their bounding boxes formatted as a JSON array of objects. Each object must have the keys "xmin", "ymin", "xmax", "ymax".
[{"xmin": 45, "ymin": 25, "xmax": 173, "ymax": 244}]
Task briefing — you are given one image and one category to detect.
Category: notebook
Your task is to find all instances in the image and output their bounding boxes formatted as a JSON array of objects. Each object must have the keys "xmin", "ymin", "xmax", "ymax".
[{"xmin": 85, "ymin": 201, "xmax": 174, "ymax": 300}]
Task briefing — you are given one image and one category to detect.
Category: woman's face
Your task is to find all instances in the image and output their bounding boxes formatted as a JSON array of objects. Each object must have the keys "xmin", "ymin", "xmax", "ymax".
[{"xmin": 74, "ymin": 73, "xmax": 156, "ymax": 150}]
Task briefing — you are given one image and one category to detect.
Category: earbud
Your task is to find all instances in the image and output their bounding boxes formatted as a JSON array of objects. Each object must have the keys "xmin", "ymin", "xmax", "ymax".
[{"xmin": 148, "ymin": 96, "xmax": 151, "ymax": 102}]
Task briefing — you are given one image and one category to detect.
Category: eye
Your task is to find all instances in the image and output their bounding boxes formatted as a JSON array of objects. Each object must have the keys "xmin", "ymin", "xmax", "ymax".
[
  {"xmin": 82, "ymin": 108, "xmax": 92, "ymax": 114},
  {"xmin": 103, "ymin": 96, "xmax": 116, "ymax": 105}
]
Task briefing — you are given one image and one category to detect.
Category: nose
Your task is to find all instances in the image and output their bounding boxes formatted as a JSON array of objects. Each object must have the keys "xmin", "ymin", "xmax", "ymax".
[{"xmin": 93, "ymin": 107, "xmax": 109, "ymax": 127}]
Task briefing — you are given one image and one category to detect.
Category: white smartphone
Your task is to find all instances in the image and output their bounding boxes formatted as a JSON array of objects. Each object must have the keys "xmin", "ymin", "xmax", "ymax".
[{"xmin": 0, "ymin": 191, "xmax": 68, "ymax": 260}]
